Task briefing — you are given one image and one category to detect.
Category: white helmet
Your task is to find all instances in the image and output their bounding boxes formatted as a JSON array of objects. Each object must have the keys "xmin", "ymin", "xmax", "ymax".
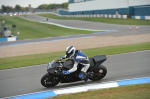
[{"xmin": 66, "ymin": 46, "xmax": 75, "ymax": 58}]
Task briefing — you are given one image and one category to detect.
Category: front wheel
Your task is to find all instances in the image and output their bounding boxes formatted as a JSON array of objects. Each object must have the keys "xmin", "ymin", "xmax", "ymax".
[
  {"xmin": 89, "ymin": 65, "xmax": 107, "ymax": 81},
  {"xmin": 41, "ymin": 73, "xmax": 60, "ymax": 88}
]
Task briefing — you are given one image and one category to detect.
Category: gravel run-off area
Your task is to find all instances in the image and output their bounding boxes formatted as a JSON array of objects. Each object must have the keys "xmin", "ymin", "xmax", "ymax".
[{"xmin": 0, "ymin": 33, "xmax": 150, "ymax": 58}]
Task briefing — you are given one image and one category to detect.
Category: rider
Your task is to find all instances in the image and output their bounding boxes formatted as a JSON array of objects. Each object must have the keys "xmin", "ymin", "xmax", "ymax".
[{"xmin": 58, "ymin": 46, "xmax": 90, "ymax": 81}]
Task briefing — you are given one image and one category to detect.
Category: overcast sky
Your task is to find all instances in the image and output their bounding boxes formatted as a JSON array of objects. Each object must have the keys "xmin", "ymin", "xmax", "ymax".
[{"xmin": 0, "ymin": 0, "xmax": 68, "ymax": 8}]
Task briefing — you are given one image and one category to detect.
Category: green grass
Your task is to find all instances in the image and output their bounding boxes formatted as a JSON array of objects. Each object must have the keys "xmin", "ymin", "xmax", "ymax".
[
  {"xmin": 38, "ymin": 14, "xmax": 150, "ymax": 25},
  {"xmin": 0, "ymin": 16, "xmax": 93, "ymax": 40},
  {"xmin": 0, "ymin": 42, "xmax": 150, "ymax": 70},
  {"xmin": 51, "ymin": 84, "xmax": 150, "ymax": 99}
]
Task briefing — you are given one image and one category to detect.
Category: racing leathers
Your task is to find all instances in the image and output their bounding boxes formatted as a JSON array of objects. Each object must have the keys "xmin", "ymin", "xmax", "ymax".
[{"xmin": 59, "ymin": 50, "xmax": 90, "ymax": 81}]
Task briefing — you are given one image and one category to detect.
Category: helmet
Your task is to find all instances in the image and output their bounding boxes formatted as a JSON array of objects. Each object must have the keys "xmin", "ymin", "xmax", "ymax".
[{"xmin": 66, "ymin": 46, "xmax": 75, "ymax": 58}]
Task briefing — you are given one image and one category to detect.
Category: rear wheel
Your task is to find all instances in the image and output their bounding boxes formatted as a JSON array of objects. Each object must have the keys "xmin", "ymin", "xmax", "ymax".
[
  {"xmin": 41, "ymin": 73, "xmax": 60, "ymax": 88},
  {"xmin": 89, "ymin": 65, "xmax": 107, "ymax": 81}
]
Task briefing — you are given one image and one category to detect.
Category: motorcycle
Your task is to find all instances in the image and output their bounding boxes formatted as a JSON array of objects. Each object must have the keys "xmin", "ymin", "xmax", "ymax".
[{"xmin": 41, "ymin": 55, "xmax": 107, "ymax": 88}]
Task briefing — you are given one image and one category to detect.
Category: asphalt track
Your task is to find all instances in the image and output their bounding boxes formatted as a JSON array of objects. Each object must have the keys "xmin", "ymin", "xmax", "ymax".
[
  {"xmin": 0, "ymin": 50, "xmax": 150, "ymax": 98},
  {"xmin": 0, "ymin": 14, "xmax": 150, "ymax": 47}
]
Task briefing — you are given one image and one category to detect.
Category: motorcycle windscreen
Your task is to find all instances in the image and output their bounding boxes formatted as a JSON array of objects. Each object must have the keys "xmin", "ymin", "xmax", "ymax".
[
  {"xmin": 47, "ymin": 62, "xmax": 60, "ymax": 75},
  {"xmin": 63, "ymin": 59, "xmax": 74, "ymax": 70}
]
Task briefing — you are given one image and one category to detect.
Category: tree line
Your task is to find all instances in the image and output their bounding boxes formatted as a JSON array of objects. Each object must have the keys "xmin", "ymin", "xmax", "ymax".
[
  {"xmin": 37, "ymin": 2, "xmax": 68, "ymax": 10},
  {"xmin": 1, "ymin": 5, "xmax": 29, "ymax": 12},
  {"xmin": 1, "ymin": 2, "xmax": 68, "ymax": 12}
]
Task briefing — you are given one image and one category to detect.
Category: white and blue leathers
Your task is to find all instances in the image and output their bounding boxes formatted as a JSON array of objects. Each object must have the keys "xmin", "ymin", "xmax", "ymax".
[{"xmin": 62, "ymin": 50, "xmax": 90, "ymax": 74}]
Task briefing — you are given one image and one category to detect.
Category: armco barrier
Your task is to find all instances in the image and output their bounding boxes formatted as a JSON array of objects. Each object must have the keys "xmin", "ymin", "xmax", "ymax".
[
  {"xmin": 0, "ymin": 36, "xmax": 18, "ymax": 42},
  {"xmin": 53, "ymin": 13, "xmax": 127, "ymax": 19},
  {"xmin": 132, "ymin": 16, "xmax": 150, "ymax": 20},
  {"xmin": 5, "ymin": 77, "xmax": 150, "ymax": 99}
]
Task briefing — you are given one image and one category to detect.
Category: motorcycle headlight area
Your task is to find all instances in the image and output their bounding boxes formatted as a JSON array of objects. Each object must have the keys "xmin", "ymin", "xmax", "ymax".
[
  {"xmin": 47, "ymin": 61, "xmax": 55, "ymax": 69},
  {"xmin": 47, "ymin": 61, "xmax": 60, "ymax": 69}
]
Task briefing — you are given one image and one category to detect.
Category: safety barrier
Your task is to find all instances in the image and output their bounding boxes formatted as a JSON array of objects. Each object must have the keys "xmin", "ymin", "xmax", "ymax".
[
  {"xmin": 60, "ymin": 14, "xmax": 127, "ymax": 19},
  {"xmin": 0, "ymin": 36, "xmax": 18, "ymax": 42},
  {"xmin": 131, "ymin": 16, "xmax": 150, "ymax": 20}
]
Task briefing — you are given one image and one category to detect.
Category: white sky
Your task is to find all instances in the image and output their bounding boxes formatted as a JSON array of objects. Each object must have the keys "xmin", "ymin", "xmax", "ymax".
[{"xmin": 0, "ymin": 0, "xmax": 68, "ymax": 8}]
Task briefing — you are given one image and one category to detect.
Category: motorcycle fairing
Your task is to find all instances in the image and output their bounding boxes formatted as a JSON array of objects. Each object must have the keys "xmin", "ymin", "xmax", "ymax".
[
  {"xmin": 63, "ymin": 59, "xmax": 74, "ymax": 69},
  {"xmin": 88, "ymin": 55, "xmax": 107, "ymax": 71},
  {"xmin": 63, "ymin": 55, "xmax": 107, "ymax": 71}
]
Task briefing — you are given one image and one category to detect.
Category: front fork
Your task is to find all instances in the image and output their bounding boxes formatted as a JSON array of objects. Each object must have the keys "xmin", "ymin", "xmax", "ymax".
[{"xmin": 54, "ymin": 65, "xmax": 63, "ymax": 74}]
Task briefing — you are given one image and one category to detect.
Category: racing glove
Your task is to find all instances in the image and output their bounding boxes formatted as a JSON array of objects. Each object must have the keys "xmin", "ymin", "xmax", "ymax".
[
  {"xmin": 62, "ymin": 70, "xmax": 70, "ymax": 75},
  {"xmin": 57, "ymin": 56, "xmax": 66, "ymax": 61}
]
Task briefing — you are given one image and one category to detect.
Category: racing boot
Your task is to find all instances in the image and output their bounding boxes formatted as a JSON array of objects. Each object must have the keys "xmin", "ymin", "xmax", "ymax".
[{"xmin": 79, "ymin": 71, "xmax": 88, "ymax": 82}]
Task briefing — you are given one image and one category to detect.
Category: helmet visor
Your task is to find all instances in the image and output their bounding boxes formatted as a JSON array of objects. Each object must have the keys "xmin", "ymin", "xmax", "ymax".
[{"xmin": 66, "ymin": 50, "xmax": 74, "ymax": 58}]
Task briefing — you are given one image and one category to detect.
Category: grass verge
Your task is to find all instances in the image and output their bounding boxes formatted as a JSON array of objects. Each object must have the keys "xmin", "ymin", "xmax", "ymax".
[
  {"xmin": 38, "ymin": 14, "xmax": 150, "ymax": 26},
  {"xmin": 51, "ymin": 84, "xmax": 150, "ymax": 99},
  {"xmin": 0, "ymin": 42, "xmax": 150, "ymax": 70},
  {"xmin": 0, "ymin": 16, "xmax": 93, "ymax": 40}
]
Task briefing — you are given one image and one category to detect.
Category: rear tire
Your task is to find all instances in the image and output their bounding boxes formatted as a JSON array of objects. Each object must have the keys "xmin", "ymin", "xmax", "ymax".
[
  {"xmin": 41, "ymin": 73, "xmax": 60, "ymax": 88},
  {"xmin": 89, "ymin": 65, "xmax": 107, "ymax": 81}
]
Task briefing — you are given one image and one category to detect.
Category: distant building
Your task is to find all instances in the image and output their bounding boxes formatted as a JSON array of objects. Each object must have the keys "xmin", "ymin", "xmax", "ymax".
[
  {"xmin": 29, "ymin": 4, "xmax": 34, "ymax": 13},
  {"xmin": 60, "ymin": 0, "xmax": 150, "ymax": 17},
  {"xmin": 29, "ymin": 4, "xmax": 31, "ymax": 12}
]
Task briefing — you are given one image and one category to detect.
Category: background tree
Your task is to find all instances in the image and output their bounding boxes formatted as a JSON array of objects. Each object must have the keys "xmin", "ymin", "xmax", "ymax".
[
  {"xmin": 21, "ymin": 7, "xmax": 28, "ymax": 12},
  {"xmin": 37, "ymin": 4, "xmax": 48, "ymax": 10},
  {"xmin": 62, "ymin": 2, "xmax": 68, "ymax": 9},
  {"xmin": 1, "ymin": 2, "xmax": 68, "ymax": 12},
  {"xmin": 1, "ymin": 5, "xmax": 7, "ymax": 12},
  {"xmin": 37, "ymin": 3, "xmax": 68, "ymax": 10},
  {"xmin": 15, "ymin": 5, "xmax": 21, "ymax": 11},
  {"xmin": 24, "ymin": 7, "xmax": 29, "ymax": 12},
  {"xmin": 47, "ymin": 4, "xmax": 54, "ymax": 10},
  {"xmin": 6, "ymin": 6, "xmax": 13, "ymax": 12}
]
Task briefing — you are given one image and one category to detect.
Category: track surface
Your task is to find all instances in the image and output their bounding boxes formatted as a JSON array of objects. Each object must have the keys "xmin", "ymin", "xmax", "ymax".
[
  {"xmin": 0, "ymin": 51, "xmax": 150, "ymax": 98},
  {"xmin": 0, "ymin": 14, "xmax": 150, "ymax": 46}
]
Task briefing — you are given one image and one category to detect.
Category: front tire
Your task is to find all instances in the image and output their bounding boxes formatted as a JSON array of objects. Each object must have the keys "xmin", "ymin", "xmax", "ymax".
[
  {"xmin": 41, "ymin": 73, "xmax": 60, "ymax": 88},
  {"xmin": 89, "ymin": 65, "xmax": 107, "ymax": 81}
]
